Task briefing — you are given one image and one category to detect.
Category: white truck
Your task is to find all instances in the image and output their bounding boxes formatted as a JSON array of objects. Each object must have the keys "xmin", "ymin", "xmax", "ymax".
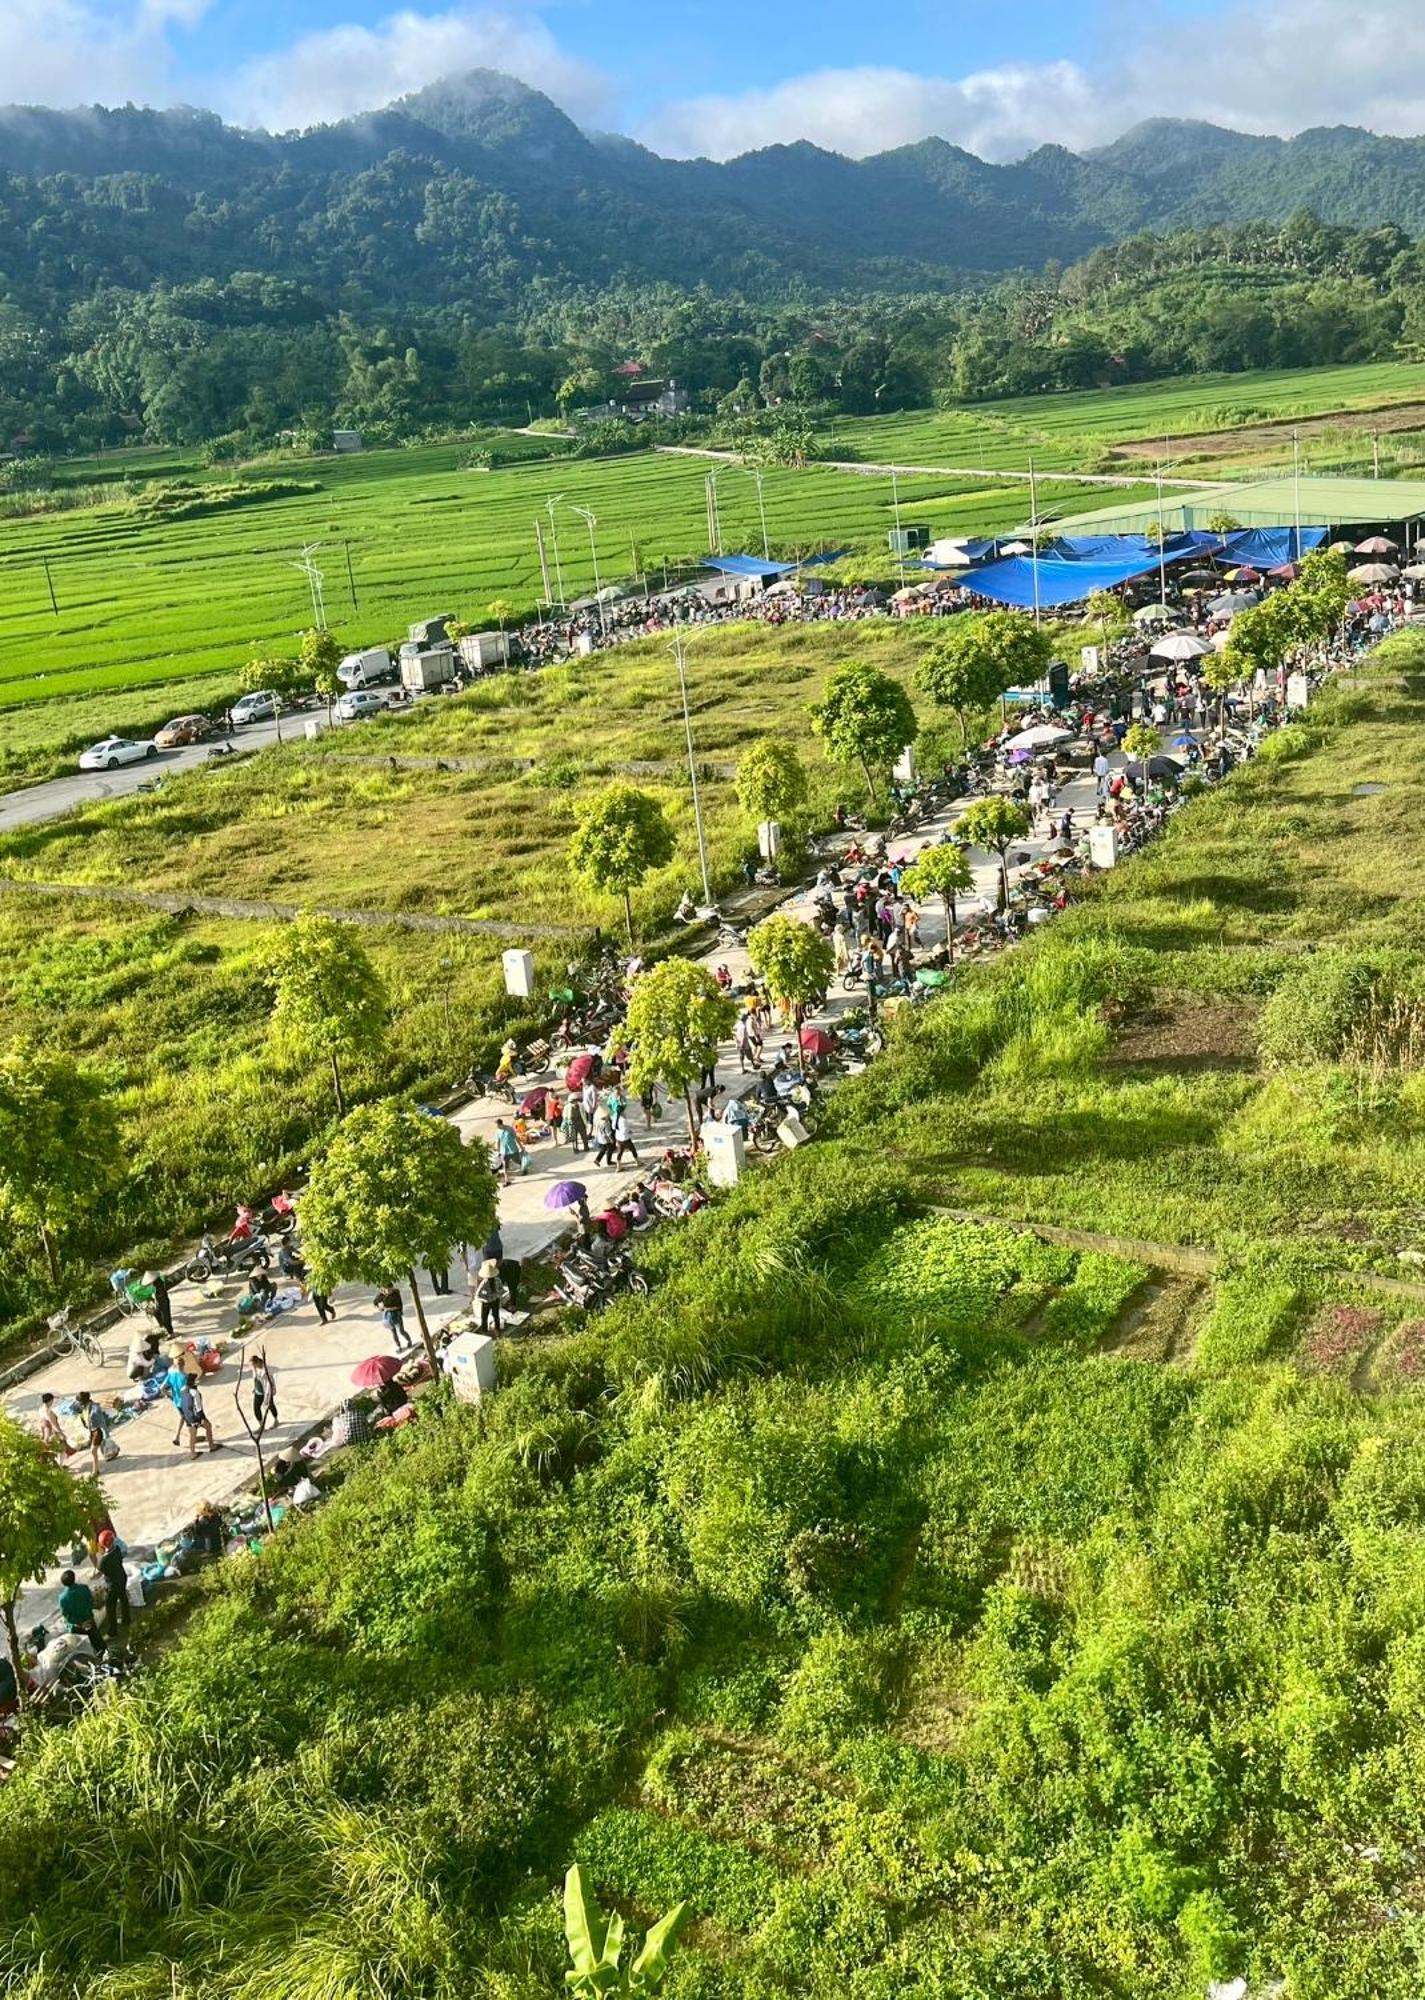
[
  {"xmin": 457, "ymin": 631, "xmax": 511, "ymax": 674},
  {"xmin": 399, "ymin": 641, "xmax": 457, "ymax": 693},
  {"xmin": 336, "ymin": 646, "xmax": 393, "ymax": 690}
]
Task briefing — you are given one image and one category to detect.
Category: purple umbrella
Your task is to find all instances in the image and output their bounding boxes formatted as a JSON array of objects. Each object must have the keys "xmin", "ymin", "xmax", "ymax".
[
  {"xmin": 1007, "ymin": 748, "xmax": 1032, "ymax": 764},
  {"xmin": 545, "ymin": 1180, "xmax": 588, "ymax": 1210}
]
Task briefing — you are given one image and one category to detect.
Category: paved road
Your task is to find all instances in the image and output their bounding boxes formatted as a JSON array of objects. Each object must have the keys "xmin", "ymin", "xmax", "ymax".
[{"xmin": 0, "ymin": 711, "xmax": 334, "ymax": 834}]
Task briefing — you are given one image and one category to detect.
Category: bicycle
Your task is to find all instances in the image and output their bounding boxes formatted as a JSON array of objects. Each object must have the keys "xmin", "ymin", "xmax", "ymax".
[{"xmin": 46, "ymin": 1308, "xmax": 105, "ymax": 1369}]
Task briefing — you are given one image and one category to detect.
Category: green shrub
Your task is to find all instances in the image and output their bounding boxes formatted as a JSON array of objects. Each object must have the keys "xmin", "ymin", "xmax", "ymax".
[{"xmin": 1195, "ymin": 1272, "xmax": 1302, "ymax": 1369}]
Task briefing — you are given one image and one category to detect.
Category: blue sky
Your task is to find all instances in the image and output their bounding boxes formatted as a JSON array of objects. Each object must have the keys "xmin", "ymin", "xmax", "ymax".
[{"xmin": 4, "ymin": 0, "xmax": 1423, "ymax": 160}]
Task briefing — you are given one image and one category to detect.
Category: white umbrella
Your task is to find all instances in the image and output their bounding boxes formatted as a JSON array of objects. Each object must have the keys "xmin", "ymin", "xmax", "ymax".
[
  {"xmin": 1354, "ymin": 535, "xmax": 1399, "ymax": 555},
  {"xmin": 1209, "ymin": 628, "xmax": 1236, "ymax": 651},
  {"xmin": 1150, "ymin": 632, "xmax": 1212, "ymax": 662},
  {"xmin": 1000, "ymin": 540, "xmax": 1033, "ymax": 555},
  {"xmin": 1402, "ymin": 563, "xmax": 1425, "ymax": 581},
  {"xmin": 1348, "ymin": 563, "xmax": 1399, "ymax": 584},
  {"xmin": 1004, "ymin": 722, "xmax": 1072, "ymax": 752},
  {"xmin": 1133, "ymin": 602, "xmax": 1176, "ymax": 625}
]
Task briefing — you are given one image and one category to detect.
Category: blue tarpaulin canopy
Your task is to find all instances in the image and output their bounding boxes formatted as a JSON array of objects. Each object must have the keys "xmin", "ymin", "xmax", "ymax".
[
  {"xmin": 702, "ymin": 554, "xmax": 797, "ymax": 579},
  {"xmin": 1219, "ymin": 527, "xmax": 1327, "ymax": 567}
]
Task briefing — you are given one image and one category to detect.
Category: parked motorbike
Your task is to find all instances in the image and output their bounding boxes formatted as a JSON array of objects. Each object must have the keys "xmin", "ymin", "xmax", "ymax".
[{"xmin": 186, "ymin": 1230, "xmax": 271, "ymax": 1284}]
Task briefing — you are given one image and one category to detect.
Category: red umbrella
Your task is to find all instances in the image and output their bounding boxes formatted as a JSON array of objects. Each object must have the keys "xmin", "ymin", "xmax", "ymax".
[
  {"xmin": 351, "ymin": 1354, "xmax": 402, "ymax": 1388},
  {"xmin": 799, "ymin": 1026, "xmax": 836, "ymax": 1055},
  {"xmin": 519, "ymin": 1086, "xmax": 550, "ymax": 1115},
  {"xmin": 565, "ymin": 1052, "xmax": 599, "ymax": 1089}
]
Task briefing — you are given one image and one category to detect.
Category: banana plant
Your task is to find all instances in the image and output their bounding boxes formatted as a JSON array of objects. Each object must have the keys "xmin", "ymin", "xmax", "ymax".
[{"xmin": 564, "ymin": 1863, "xmax": 690, "ymax": 1997}]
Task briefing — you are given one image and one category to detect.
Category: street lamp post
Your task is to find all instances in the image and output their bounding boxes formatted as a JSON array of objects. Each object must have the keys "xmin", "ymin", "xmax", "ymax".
[
  {"xmin": 571, "ymin": 505, "xmax": 605, "ymax": 636},
  {"xmin": 545, "ymin": 495, "xmax": 566, "ymax": 608},
  {"xmin": 671, "ymin": 635, "xmax": 712, "ymax": 907}
]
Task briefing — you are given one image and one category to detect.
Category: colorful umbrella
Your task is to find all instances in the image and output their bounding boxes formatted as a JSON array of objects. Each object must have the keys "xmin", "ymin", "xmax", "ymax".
[
  {"xmin": 799, "ymin": 1027, "xmax": 837, "ymax": 1055},
  {"xmin": 1150, "ymin": 633, "xmax": 1211, "ymax": 662},
  {"xmin": 352, "ymin": 1354, "xmax": 402, "ymax": 1388},
  {"xmin": 564, "ymin": 1051, "xmax": 599, "ymax": 1089},
  {"xmin": 1227, "ymin": 566, "xmax": 1261, "ymax": 583},
  {"xmin": 519, "ymin": 1086, "xmax": 550, "ymax": 1115},
  {"xmin": 1354, "ymin": 535, "xmax": 1399, "ymax": 555},
  {"xmin": 545, "ymin": 1180, "xmax": 588, "ymax": 1210}
]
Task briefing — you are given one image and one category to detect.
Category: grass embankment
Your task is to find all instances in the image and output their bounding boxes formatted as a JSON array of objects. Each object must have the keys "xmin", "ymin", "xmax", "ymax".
[
  {"xmin": 10, "ymin": 675, "xmax": 1425, "ymax": 1994},
  {"xmin": 840, "ymin": 669, "xmax": 1425, "ymax": 1253}
]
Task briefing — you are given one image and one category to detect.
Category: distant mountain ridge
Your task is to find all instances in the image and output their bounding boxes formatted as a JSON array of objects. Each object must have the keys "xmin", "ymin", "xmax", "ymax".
[{"xmin": 2, "ymin": 72, "xmax": 1425, "ymax": 304}]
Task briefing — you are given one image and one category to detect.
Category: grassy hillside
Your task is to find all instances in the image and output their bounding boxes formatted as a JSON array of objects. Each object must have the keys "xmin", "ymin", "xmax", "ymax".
[{"xmin": 7, "ymin": 666, "xmax": 1425, "ymax": 1997}]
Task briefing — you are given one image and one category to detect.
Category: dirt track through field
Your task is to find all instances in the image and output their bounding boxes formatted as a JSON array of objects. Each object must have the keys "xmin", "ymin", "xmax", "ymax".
[{"xmin": 1109, "ymin": 399, "xmax": 1425, "ymax": 465}]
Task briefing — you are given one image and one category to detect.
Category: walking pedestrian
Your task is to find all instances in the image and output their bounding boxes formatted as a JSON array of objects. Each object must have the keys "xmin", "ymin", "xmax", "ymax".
[
  {"xmin": 149, "ymin": 1269, "xmax": 174, "ymax": 1338},
  {"xmin": 613, "ymin": 1108, "xmax": 641, "ymax": 1165},
  {"xmin": 178, "ymin": 1379, "xmax": 219, "ymax": 1459},
  {"xmin": 735, "ymin": 1010, "xmax": 762, "ymax": 1073},
  {"xmin": 427, "ymin": 1260, "xmax": 451, "ymax": 1296},
  {"xmin": 75, "ymin": 1391, "xmax": 118, "ymax": 1476},
  {"xmin": 546, "ymin": 1090, "xmax": 564, "ymax": 1143},
  {"xmin": 37, "ymin": 1392, "xmax": 73, "ymax": 1458},
  {"xmin": 312, "ymin": 1286, "xmax": 336, "ymax": 1324},
  {"xmin": 96, "ymin": 1530, "xmax": 130, "ymax": 1641},
  {"xmin": 591, "ymin": 1103, "xmax": 616, "ymax": 1168},
  {"xmin": 566, "ymin": 1092, "xmax": 589, "ymax": 1153},
  {"xmin": 374, "ymin": 1282, "xmax": 412, "ymax": 1350},
  {"xmin": 494, "ymin": 1118, "xmax": 527, "ymax": 1183},
  {"xmin": 639, "ymin": 1079, "xmax": 663, "ymax": 1127},
  {"xmin": 475, "ymin": 1258, "xmax": 503, "ymax": 1335}
]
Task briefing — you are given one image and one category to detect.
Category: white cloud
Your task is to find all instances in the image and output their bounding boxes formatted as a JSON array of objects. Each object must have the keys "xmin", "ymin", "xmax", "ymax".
[
  {"xmin": 220, "ymin": 6, "xmax": 609, "ymax": 134},
  {"xmin": 640, "ymin": 0, "xmax": 1425, "ymax": 162},
  {"xmin": 0, "ymin": 0, "xmax": 202, "ymax": 108},
  {"xmin": 639, "ymin": 61, "xmax": 1108, "ymax": 163}
]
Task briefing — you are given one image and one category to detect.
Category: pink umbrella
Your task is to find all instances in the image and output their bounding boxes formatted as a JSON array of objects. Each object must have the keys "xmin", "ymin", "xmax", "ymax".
[{"xmin": 352, "ymin": 1354, "xmax": 402, "ymax": 1388}]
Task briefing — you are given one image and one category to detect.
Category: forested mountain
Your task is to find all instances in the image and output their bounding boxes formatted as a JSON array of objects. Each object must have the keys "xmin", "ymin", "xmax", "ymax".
[{"xmin": 2, "ymin": 71, "xmax": 1425, "ymax": 453}]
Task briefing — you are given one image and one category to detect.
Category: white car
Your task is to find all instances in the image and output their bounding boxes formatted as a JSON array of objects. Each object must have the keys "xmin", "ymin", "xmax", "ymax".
[
  {"xmin": 78, "ymin": 735, "xmax": 159, "ymax": 771},
  {"xmin": 230, "ymin": 690, "xmax": 279, "ymax": 725},
  {"xmin": 335, "ymin": 689, "xmax": 393, "ymax": 721}
]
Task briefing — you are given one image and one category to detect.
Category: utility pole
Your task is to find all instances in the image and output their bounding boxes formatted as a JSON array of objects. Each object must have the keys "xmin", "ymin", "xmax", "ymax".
[
  {"xmin": 672, "ymin": 635, "xmax": 712, "ymax": 906},
  {"xmin": 571, "ymin": 505, "xmax": 604, "ymax": 635},
  {"xmin": 41, "ymin": 557, "xmax": 58, "ymax": 616},
  {"xmin": 292, "ymin": 544, "xmax": 327, "ymax": 629},
  {"xmin": 1292, "ymin": 429, "xmax": 1303, "ymax": 564},
  {"xmin": 1373, "ymin": 432, "xmax": 1382, "ymax": 479},
  {"xmin": 343, "ymin": 540, "xmax": 359, "ymax": 614},
  {"xmin": 749, "ymin": 465, "xmax": 770, "ymax": 559},
  {"xmin": 534, "ymin": 519, "xmax": 552, "ymax": 605},
  {"xmin": 705, "ymin": 470, "xmax": 721, "ymax": 554},
  {"xmin": 890, "ymin": 464, "xmax": 904, "ymax": 582},
  {"xmin": 1155, "ymin": 453, "xmax": 1168, "ymax": 608},
  {"xmin": 1028, "ymin": 455, "xmax": 1041, "ymax": 627},
  {"xmin": 545, "ymin": 495, "xmax": 566, "ymax": 608}
]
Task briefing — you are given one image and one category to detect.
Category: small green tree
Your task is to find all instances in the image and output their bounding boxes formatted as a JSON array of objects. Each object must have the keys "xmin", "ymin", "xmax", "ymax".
[
  {"xmin": 954, "ymin": 797, "xmax": 1032, "ymax": 910},
  {"xmin": 569, "ymin": 784, "xmax": 676, "ymax": 944},
  {"xmin": 300, "ymin": 628, "xmax": 344, "ymax": 724},
  {"xmin": 615, "ymin": 959, "xmax": 736, "ymax": 1142},
  {"xmin": 0, "ymin": 1042, "xmax": 120, "ymax": 1285},
  {"xmin": 810, "ymin": 663, "xmax": 917, "ymax": 805},
  {"xmin": 1201, "ymin": 647, "xmax": 1241, "ymax": 726},
  {"xmin": 1207, "ymin": 512, "xmax": 1242, "ymax": 533},
  {"xmin": 1122, "ymin": 721, "xmax": 1160, "ymax": 799},
  {"xmin": 485, "ymin": 598, "xmax": 514, "ymax": 630},
  {"xmin": 735, "ymin": 740, "xmax": 809, "ymax": 830},
  {"xmin": 900, "ymin": 843, "xmax": 976, "ymax": 961},
  {"xmin": 239, "ymin": 655, "xmax": 307, "ymax": 701},
  {"xmin": 564, "ymin": 1862, "xmax": 690, "ymax": 1998},
  {"xmin": 0, "ymin": 1416, "xmax": 100, "ymax": 1706},
  {"xmin": 747, "ymin": 916, "xmax": 834, "ymax": 1024},
  {"xmin": 300, "ymin": 1102, "xmax": 499, "ymax": 1367},
  {"xmin": 917, "ymin": 612, "xmax": 1050, "ymax": 747},
  {"xmin": 267, "ymin": 912, "xmax": 388, "ymax": 1117}
]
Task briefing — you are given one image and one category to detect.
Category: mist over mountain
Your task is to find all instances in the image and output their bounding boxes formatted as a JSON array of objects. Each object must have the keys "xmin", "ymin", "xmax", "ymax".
[{"xmin": 3, "ymin": 71, "xmax": 1425, "ymax": 304}]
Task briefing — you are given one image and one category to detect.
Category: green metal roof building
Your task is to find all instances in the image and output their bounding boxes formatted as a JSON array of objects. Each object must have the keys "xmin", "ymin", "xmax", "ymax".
[{"xmin": 1028, "ymin": 474, "xmax": 1425, "ymax": 538}]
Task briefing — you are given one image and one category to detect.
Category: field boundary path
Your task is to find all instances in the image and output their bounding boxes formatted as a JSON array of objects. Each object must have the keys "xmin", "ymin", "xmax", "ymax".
[
  {"xmin": 654, "ymin": 444, "xmax": 1221, "ymax": 492},
  {"xmin": 314, "ymin": 751, "xmax": 739, "ymax": 780},
  {"xmin": 0, "ymin": 875, "xmax": 583, "ymax": 939}
]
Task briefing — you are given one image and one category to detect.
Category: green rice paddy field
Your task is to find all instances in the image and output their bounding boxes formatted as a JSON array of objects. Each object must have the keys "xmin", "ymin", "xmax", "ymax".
[{"xmin": 0, "ymin": 360, "xmax": 1421, "ymax": 786}]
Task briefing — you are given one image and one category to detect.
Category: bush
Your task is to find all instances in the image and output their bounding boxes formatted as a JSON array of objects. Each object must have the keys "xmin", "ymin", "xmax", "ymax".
[{"xmin": 1195, "ymin": 1271, "xmax": 1302, "ymax": 1369}]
